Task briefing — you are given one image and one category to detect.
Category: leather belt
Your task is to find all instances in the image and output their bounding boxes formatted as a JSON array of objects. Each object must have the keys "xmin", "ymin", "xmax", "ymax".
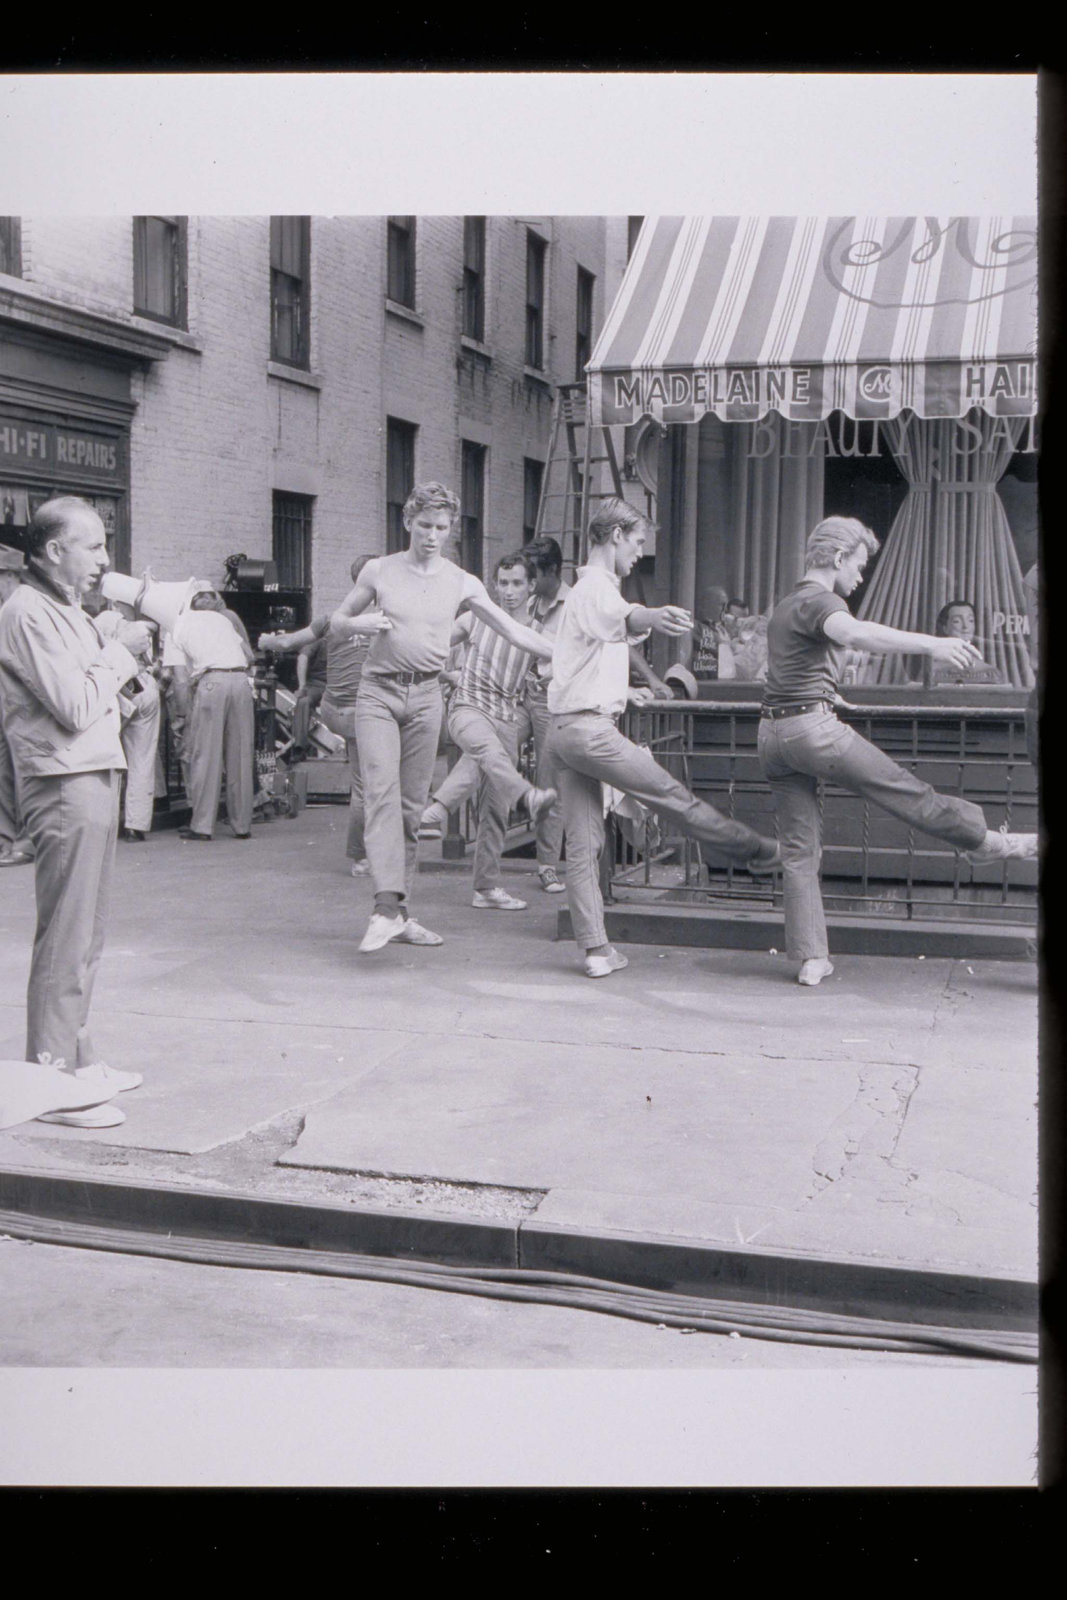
[
  {"xmin": 760, "ymin": 699, "xmax": 832, "ymax": 720},
  {"xmin": 367, "ymin": 668, "xmax": 440, "ymax": 686}
]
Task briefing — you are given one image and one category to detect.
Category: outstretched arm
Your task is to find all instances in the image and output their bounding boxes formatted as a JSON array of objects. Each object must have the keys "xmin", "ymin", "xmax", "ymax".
[
  {"xmin": 464, "ymin": 581, "xmax": 554, "ymax": 661},
  {"xmin": 824, "ymin": 611, "xmax": 984, "ymax": 670},
  {"xmin": 627, "ymin": 603, "xmax": 693, "ymax": 638}
]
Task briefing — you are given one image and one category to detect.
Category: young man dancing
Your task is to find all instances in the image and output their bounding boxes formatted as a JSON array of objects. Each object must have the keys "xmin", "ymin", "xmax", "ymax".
[{"xmin": 547, "ymin": 497, "xmax": 780, "ymax": 978}]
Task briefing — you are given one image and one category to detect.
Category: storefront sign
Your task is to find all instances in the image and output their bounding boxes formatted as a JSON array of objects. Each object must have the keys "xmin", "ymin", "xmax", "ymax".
[
  {"xmin": 743, "ymin": 411, "xmax": 1039, "ymax": 460},
  {"xmin": 0, "ymin": 413, "xmax": 126, "ymax": 486}
]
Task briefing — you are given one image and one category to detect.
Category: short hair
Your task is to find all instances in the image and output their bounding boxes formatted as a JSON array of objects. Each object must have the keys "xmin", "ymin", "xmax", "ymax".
[
  {"xmin": 495, "ymin": 550, "xmax": 535, "ymax": 582},
  {"xmin": 525, "ymin": 536, "xmax": 563, "ymax": 577},
  {"xmin": 350, "ymin": 553, "xmax": 375, "ymax": 582},
  {"xmin": 402, "ymin": 481, "xmax": 461, "ymax": 528},
  {"xmin": 23, "ymin": 496, "xmax": 99, "ymax": 561},
  {"xmin": 936, "ymin": 599, "xmax": 976, "ymax": 636},
  {"xmin": 587, "ymin": 496, "xmax": 653, "ymax": 547},
  {"xmin": 805, "ymin": 515, "xmax": 880, "ymax": 569}
]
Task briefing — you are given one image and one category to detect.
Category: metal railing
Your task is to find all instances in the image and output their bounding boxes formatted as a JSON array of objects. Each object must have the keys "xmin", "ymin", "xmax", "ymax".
[{"xmin": 602, "ymin": 699, "xmax": 1038, "ymax": 928}]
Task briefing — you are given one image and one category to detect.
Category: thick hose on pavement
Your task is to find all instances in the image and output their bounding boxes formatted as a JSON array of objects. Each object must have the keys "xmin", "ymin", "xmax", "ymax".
[{"xmin": 0, "ymin": 1207, "xmax": 1036, "ymax": 1364}]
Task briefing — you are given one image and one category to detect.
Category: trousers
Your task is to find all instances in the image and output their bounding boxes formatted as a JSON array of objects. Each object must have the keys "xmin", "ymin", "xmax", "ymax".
[
  {"xmin": 447, "ymin": 701, "xmax": 528, "ymax": 891},
  {"xmin": 549, "ymin": 710, "xmax": 768, "ymax": 952},
  {"xmin": 186, "ymin": 670, "xmax": 255, "ymax": 837},
  {"xmin": 354, "ymin": 675, "xmax": 443, "ymax": 899},
  {"xmin": 515, "ymin": 688, "xmax": 564, "ymax": 866},
  {"xmin": 20, "ymin": 768, "xmax": 120, "ymax": 1068},
  {"xmin": 319, "ymin": 698, "xmax": 365, "ymax": 860},
  {"xmin": 0, "ymin": 716, "xmax": 23, "ymax": 844},
  {"xmin": 120, "ymin": 674, "xmax": 162, "ymax": 832},
  {"xmin": 757, "ymin": 706, "xmax": 988, "ymax": 962}
]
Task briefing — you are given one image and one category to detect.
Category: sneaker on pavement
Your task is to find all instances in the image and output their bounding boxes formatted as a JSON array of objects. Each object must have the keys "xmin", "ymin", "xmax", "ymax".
[
  {"xmin": 966, "ymin": 829, "xmax": 1038, "ymax": 864},
  {"xmin": 392, "ymin": 918, "xmax": 444, "ymax": 946},
  {"xmin": 37, "ymin": 1102, "xmax": 127, "ymax": 1128},
  {"xmin": 538, "ymin": 866, "xmax": 566, "ymax": 894},
  {"xmin": 350, "ymin": 858, "xmax": 371, "ymax": 876},
  {"xmin": 747, "ymin": 839, "xmax": 782, "ymax": 873},
  {"xmin": 359, "ymin": 912, "xmax": 407, "ymax": 952},
  {"xmin": 583, "ymin": 947, "xmax": 629, "ymax": 979},
  {"xmin": 798, "ymin": 958, "xmax": 835, "ymax": 987},
  {"xmin": 73, "ymin": 1062, "xmax": 144, "ymax": 1094},
  {"xmin": 472, "ymin": 887, "xmax": 528, "ymax": 911},
  {"xmin": 525, "ymin": 786, "xmax": 558, "ymax": 826}
]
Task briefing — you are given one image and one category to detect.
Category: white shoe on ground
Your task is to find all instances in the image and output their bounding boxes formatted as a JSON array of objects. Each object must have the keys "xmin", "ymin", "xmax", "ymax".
[
  {"xmin": 797, "ymin": 958, "xmax": 835, "ymax": 987},
  {"xmin": 37, "ymin": 1102, "xmax": 127, "ymax": 1128},
  {"xmin": 392, "ymin": 918, "xmax": 444, "ymax": 946},
  {"xmin": 538, "ymin": 866, "xmax": 566, "ymax": 894},
  {"xmin": 359, "ymin": 912, "xmax": 407, "ymax": 952},
  {"xmin": 583, "ymin": 947, "xmax": 629, "ymax": 979},
  {"xmin": 966, "ymin": 828, "xmax": 1038, "ymax": 864},
  {"xmin": 472, "ymin": 887, "xmax": 528, "ymax": 910},
  {"xmin": 72, "ymin": 1062, "xmax": 144, "ymax": 1093},
  {"xmin": 350, "ymin": 859, "xmax": 371, "ymax": 876}
]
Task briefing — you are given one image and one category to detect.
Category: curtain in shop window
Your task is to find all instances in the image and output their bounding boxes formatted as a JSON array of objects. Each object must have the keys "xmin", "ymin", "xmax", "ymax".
[
  {"xmin": 727, "ymin": 415, "xmax": 823, "ymax": 616},
  {"xmin": 856, "ymin": 413, "xmax": 1033, "ymax": 689}
]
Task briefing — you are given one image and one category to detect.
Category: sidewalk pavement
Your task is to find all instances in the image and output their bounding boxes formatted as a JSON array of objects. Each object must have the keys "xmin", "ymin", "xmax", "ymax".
[{"xmin": 0, "ymin": 804, "xmax": 1038, "ymax": 1287}]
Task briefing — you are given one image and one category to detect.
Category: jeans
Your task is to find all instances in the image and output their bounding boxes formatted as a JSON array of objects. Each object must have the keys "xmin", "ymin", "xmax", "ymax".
[
  {"xmin": 549, "ymin": 710, "xmax": 770, "ymax": 952},
  {"xmin": 515, "ymin": 688, "xmax": 564, "ymax": 866},
  {"xmin": 319, "ymin": 698, "xmax": 365, "ymax": 860},
  {"xmin": 757, "ymin": 706, "xmax": 988, "ymax": 962},
  {"xmin": 20, "ymin": 768, "xmax": 120, "ymax": 1068},
  {"xmin": 447, "ymin": 701, "xmax": 529, "ymax": 892},
  {"xmin": 354, "ymin": 675, "xmax": 443, "ymax": 900}
]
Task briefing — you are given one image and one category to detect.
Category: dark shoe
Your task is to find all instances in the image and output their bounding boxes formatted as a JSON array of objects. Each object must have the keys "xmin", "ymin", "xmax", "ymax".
[
  {"xmin": 120, "ymin": 828, "xmax": 146, "ymax": 842},
  {"xmin": 178, "ymin": 827, "xmax": 212, "ymax": 841},
  {"xmin": 233, "ymin": 832, "xmax": 252, "ymax": 840}
]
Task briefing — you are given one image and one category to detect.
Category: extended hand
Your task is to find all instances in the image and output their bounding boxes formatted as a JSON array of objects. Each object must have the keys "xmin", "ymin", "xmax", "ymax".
[
  {"xmin": 355, "ymin": 608, "xmax": 394, "ymax": 633},
  {"xmin": 930, "ymin": 636, "xmax": 984, "ymax": 672},
  {"xmin": 257, "ymin": 632, "xmax": 284, "ymax": 651},
  {"xmin": 628, "ymin": 686, "xmax": 656, "ymax": 706},
  {"xmin": 652, "ymin": 605, "xmax": 694, "ymax": 637}
]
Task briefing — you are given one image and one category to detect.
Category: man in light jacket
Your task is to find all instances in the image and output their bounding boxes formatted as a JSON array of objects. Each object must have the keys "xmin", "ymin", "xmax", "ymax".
[{"xmin": 0, "ymin": 497, "xmax": 150, "ymax": 1126}]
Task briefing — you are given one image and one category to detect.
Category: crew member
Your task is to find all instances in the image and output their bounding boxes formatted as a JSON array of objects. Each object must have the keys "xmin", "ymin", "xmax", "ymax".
[{"xmin": 174, "ymin": 588, "xmax": 256, "ymax": 841}]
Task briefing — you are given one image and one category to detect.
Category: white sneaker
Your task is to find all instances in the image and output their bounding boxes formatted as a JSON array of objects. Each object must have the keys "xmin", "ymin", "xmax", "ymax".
[
  {"xmin": 392, "ymin": 918, "xmax": 444, "ymax": 946},
  {"xmin": 37, "ymin": 1103, "xmax": 127, "ymax": 1128},
  {"xmin": 798, "ymin": 959, "xmax": 835, "ymax": 987},
  {"xmin": 538, "ymin": 866, "xmax": 566, "ymax": 894},
  {"xmin": 583, "ymin": 947, "xmax": 629, "ymax": 979},
  {"xmin": 350, "ymin": 859, "xmax": 371, "ymax": 876},
  {"xmin": 73, "ymin": 1061, "xmax": 144, "ymax": 1094},
  {"xmin": 359, "ymin": 912, "xmax": 407, "ymax": 952},
  {"xmin": 472, "ymin": 887, "xmax": 528, "ymax": 911},
  {"xmin": 966, "ymin": 828, "xmax": 1038, "ymax": 864}
]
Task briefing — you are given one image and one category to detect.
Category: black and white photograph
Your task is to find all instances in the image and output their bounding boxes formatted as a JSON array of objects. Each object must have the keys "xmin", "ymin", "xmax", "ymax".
[{"xmin": 0, "ymin": 71, "xmax": 1044, "ymax": 1493}]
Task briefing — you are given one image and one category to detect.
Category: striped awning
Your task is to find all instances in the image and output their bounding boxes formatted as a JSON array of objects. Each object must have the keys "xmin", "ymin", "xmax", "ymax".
[{"xmin": 587, "ymin": 216, "xmax": 1037, "ymax": 427}]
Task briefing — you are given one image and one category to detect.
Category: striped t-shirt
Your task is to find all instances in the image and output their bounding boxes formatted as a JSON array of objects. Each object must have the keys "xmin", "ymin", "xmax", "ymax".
[{"xmin": 452, "ymin": 615, "xmax": 533, "ymax": 724}]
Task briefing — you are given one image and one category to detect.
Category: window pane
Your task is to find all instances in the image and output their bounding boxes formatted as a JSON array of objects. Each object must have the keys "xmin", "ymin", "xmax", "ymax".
[
  {"xmin": 133, "ymin": 216, "xmax": 183, "ymax": 324},
  {"xmin": 272, "ymin": 492, "xmax": 313, "ymax": 590},
  {"xmin": 523, "ymin": 458, "xmax": 544, "ymax": 543},
  {"xmin": 575, "ymin": 266, "xmax": 594, "ymax": 379},
  {"xmin": 526, "ymin": 232, "xmax": 546, "ymax": 369},
  {"xmin": 460, "ymin": 441, "xmax": 486, "ymax": 576},
  {"xmin": 462, "ymin": 218, "xmax": 485, "ymax": 341},
  {"xmin": 386, "ymin": 417, "xmax": 417, "ymax": 553},
  {"xmin": 0, "ymin": 218, "xmax": 23, "ymax": 277},
  {"xmin": 387, "ymin": 217, "xmax": 416, "ymax": 307}
]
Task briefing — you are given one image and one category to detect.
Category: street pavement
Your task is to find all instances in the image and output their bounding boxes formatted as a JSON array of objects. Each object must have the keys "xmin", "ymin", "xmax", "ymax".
[{"xmin": 0, "ymin": 802, "xmax": 1038, "ymax": 1285}]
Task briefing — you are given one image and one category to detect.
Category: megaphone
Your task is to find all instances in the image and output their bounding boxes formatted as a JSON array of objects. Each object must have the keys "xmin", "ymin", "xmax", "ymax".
[{"xmin": 100, "ymin": 572, "xmax": 209, "ymax": 633}]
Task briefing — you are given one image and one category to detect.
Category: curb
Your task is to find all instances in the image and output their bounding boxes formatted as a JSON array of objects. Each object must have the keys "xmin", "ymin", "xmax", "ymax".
[
  {"xmin": 0, "ymin": 1162, "xmax": 1036, "ymax": 1335},
  {"xmin": 558, "ymin": 904, "xmax": 1037, "ymax": 960}
]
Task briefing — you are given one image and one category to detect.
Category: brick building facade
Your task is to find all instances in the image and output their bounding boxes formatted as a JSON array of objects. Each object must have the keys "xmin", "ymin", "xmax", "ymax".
[{"xmin": 1, "ymin": 214, "xmax": 628, "ymax": 619}]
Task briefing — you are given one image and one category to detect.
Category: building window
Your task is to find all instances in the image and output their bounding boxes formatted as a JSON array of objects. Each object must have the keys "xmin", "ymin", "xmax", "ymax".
[
  {"xmin": 133, "ymin": 216, "xmax": 187, "ymax": 327},
  {"xmin": 627, "ymin": 217, "xmax": 645, "ymax": 259},
  {"xmin": 575, "ymin": 266, "xmax": 595, "ymax": 380},
  {"xmin": 525, "ymin": 231, "xmax": 547, "ymax": 370},
  {"xmin": 460, "ymin": 441, "xmax": 487, "ymax": 576},
  {"xmin": 462, "ymin": 216, "xmax": 486, "ymax": 342},
  {"xmin": 523, "ymin": 458, "xmax": 544, "ymax": 544},
  {"xmin": 387, "ymin": 216, "xmax": 416, "ymax": 308},
  {"xmin": 272, "ymin": 491, "xmax": 313, "ymax": 590},
  {"xmin": 386, "ymin": 417, "xmax": 417, "ymax": 554},
  {"xmin": 270, "ymin": 216, "xmax": 311, "ymax": 368},
  {"xmin": 0, "ymin": 218, "xmax": 22, "ymax": 277}
]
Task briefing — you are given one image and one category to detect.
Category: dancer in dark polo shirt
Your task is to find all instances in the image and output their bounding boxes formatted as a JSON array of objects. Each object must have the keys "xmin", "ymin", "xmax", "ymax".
[{"xmin": 759, "ymin": 516, "xmax": 1038, "ymax": 987}]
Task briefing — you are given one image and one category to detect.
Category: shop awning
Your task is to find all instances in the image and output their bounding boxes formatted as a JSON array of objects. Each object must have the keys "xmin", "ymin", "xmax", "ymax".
[{"xmin": 587, "ymin": 216, "xmax": 1037, "ymax": 428}]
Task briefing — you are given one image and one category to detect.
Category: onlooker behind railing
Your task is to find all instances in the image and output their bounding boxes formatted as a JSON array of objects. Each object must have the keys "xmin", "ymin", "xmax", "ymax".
[{"xmin": 925, "ymin": 599, "xmax": 1005, "ymax": 688}]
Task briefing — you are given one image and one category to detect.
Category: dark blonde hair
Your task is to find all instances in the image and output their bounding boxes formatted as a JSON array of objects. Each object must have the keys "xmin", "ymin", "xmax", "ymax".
[
  {"xmin": 805, "ymin": 516, "xmax": 880, "ymax": 569},
  {"xmin": 587, "ymin": 496, "xmax": 654, "ymax": 547},
  {"xmin": 402, "ymin": 482, "xmax": 461, "ymax": 529}
]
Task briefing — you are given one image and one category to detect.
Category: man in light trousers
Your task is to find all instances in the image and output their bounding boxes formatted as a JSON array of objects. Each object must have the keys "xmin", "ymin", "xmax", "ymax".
[{"xmin": 547, "ymin": 497, "xmax": 780, "ymax": 979}]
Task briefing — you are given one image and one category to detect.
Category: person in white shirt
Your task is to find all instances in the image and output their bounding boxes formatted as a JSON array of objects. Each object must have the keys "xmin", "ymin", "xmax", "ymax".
[{"xmin": 547, "ymin": 497, "xmax": 780, "ymax": 979}]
